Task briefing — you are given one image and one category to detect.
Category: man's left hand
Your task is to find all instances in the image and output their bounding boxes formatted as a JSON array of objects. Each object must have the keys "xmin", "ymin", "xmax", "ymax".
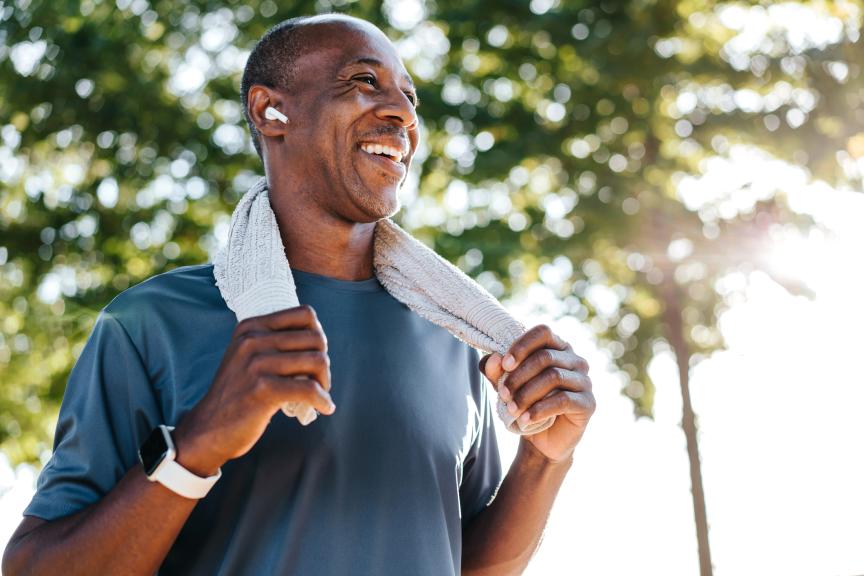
[{"xmin": 479, "ymin": 324, "xmax": 596, "ymax": 463}]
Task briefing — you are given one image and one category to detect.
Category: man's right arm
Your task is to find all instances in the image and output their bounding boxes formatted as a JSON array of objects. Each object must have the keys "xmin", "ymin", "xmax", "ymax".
[
  {"xmin": 2, "ymin": 305, "xmax": 335, "ymax": 576},
  {"xmin": 3, "ymin": 462, "xmax": 201, "ymax": 576}
]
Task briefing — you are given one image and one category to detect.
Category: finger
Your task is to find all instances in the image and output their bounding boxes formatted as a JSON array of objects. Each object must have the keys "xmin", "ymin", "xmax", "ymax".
[
  {"xmin": 479, "ymin": 353, "xmax": 504, "ymax": 384},
  {"xmin": 507, "ymin": 368, "xmax": 591, "ymax": 417},
  {"xmin": 501, "ymin": 348, "xmax": 584, "ymax": 400},
  {"xmin": 249, "ymin": 350, "xmax": 331, "ymax": 391},
  {"xmin": 484, "ymin": 354, "xmax": 512, "ymax": 401},
  {"xmin": 236, "ymin": 329, "xmax": 328, "ymax": 357},
  {"xmin": 478, "ymin": 353, "xmax": 490, "ymax": 375},
  {"xmin": 261, "ymin": 375, "xmax": 336, "ymax": 415},
  {"xmin": 502, "ymin": 324, "xmax": 572, "ymax": 372},
  {"xmin": 235, "ymin": 304, "xmax": 322, "ymax": 337},
  {"xmin": 516, "ymin": 390, "xmax": 596, "ymax": 429}
]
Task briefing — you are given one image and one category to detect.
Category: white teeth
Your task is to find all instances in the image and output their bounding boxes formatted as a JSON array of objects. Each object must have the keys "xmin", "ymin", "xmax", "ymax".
[{"xmin": 360, "ymin": 143, "xmax": 404, "ymax": 163}]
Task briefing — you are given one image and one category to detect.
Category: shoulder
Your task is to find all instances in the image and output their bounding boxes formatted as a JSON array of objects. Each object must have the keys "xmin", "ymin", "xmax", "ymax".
[
  {"xmin": 102, "ymin": 264, "xmax": 227, "ymax": 333},
  {"xmin": 106, "ymin": 263, "xmax": 216, "ymax": 307}
]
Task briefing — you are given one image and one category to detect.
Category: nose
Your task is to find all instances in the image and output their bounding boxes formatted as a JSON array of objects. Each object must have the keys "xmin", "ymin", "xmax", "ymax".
[{"xmin": 376, "ymin": 85, "xmax": 418, "ymax": 130}]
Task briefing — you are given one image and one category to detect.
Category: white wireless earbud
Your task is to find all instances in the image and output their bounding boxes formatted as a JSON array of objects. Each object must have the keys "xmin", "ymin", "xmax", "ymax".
[{"xmin": 265, "ymin": 106, "xmax": 289, "ymax": 124}]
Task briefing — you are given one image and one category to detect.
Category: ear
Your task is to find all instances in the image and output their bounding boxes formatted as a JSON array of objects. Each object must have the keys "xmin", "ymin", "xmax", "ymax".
[{"xmin": 247, "ymin": 85, "xmax": 290, "ymax": 139}]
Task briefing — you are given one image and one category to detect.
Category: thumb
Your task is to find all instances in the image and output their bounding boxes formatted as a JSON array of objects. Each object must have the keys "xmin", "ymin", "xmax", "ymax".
[{"xmin": 479, "ymin": 352, "xmax": 504, "ymax": 386}]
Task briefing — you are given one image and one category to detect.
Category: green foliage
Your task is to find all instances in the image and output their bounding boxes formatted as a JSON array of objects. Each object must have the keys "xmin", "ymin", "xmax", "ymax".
[
  {"xmin": 409, "ymin": 0, "xmax": 858, "ymax": 417},
  {"xmin": 1, "ymin": 0, "xmax": 860, "ymax": 464}
]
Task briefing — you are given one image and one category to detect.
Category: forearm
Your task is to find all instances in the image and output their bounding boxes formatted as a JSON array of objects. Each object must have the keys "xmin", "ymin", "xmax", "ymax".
[
  {"xmin": 462, "ymin": 440, "xmax": 572, "ymax": 576},
  {"xmin": 3, "ymin": 459, "xmax": 204, "ymax": 575}
]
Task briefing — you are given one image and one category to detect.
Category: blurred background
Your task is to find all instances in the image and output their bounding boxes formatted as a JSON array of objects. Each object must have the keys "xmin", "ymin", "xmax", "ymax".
[{"xmin": 1, "ymin": 0, "xmax": 862, "ymax": 574}]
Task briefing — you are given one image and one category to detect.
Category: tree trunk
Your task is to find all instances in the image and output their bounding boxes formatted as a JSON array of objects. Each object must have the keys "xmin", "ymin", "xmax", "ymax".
[{"xmin": 661, "ymin": 281, "xmax": 714, "ymax": 576}]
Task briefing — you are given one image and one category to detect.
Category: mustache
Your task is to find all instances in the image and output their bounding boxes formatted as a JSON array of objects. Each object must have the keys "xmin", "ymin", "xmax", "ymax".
[{"xmin": 358, "ymin": 125, "xmax": 409, "ymax": 143}]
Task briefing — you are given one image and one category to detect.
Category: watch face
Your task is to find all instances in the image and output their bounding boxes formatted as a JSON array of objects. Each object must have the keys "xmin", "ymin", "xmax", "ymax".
[{"xmin": 139, "ymin": 426, "xmax": 171, "ymax": 476}]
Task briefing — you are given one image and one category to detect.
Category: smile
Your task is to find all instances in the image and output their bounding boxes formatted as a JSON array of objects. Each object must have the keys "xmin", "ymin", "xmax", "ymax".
[
  {"xmin": 359, "ymin": 142, "xmax": 405, "ymax": 163},
  {"xmin": 358, "ymin": 143, "xmax": 407, "ymax": 179}
]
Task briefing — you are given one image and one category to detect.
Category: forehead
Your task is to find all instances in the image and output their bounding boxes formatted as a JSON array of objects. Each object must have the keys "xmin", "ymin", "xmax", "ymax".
[{"xmin": 294, "ymin": 20, "xmax": 412, "ymax": 83}]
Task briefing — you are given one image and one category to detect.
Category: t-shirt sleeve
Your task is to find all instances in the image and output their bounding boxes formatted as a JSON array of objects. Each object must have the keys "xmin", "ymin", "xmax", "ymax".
[
  {"xmin": 24, "ymin": 308, "xmax": 162, "ymax": 521},
  {"xmin": 458, "ymin": 348, "xmax": 503, "ymax": 528}
]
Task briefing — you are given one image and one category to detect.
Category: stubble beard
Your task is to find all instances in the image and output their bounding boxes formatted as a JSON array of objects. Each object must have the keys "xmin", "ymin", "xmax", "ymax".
[{"xmin": 350, "ymin": 176, "xmax": 402, "ymax": 221}]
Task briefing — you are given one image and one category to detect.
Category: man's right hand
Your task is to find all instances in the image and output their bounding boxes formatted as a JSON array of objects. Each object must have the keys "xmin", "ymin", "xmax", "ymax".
[
  {"xmin": 172, "ymin": 305, "xmax": 334, "ymax": 476},
  {"xmin": 1, "ymin": 305, "xmax": 335, "ymax": 576}
]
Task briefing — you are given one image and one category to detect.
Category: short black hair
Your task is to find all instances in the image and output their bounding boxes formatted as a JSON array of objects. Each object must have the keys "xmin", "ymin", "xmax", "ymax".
[{"xmin": 240, "ymin": 16, "xmax": 313, "ymax": 159}]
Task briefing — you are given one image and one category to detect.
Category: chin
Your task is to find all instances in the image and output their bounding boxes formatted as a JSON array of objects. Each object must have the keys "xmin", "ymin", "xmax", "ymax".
[
  {"xmin": 351, "ymin": 185, "xmax": 401, "ymax": 222},
  {"xmin": 367, "ymin": 194, "xmax": 402, "ymax": 221}
]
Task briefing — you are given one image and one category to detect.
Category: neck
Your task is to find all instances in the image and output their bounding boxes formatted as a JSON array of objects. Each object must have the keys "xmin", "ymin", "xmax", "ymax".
[{"xmin": 265, "ymin": 171, "xmax": 377, "ymax": 282}]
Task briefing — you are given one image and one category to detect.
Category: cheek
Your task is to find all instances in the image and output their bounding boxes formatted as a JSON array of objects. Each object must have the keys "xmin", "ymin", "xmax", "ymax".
[{"xmin": 407, "ymin": 133, "xmax": 420, "ymax": 163}]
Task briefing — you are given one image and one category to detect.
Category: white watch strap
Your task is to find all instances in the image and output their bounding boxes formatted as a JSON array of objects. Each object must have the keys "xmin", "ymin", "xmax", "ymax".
[{"xmin": 156, "ymin": 458, "xmax": 222, "ymax": 500}]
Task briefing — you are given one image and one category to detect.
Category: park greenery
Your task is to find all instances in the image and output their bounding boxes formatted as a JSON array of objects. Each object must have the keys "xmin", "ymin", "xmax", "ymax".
[{"xmin": 1, "ymin": 1, "xmax": 861, "ymax": 573}]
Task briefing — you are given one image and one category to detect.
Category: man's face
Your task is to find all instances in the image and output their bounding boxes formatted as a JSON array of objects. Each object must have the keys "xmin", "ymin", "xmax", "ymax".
[{"xmin": 275, "ymin": 19, "xmax": 420, "ymax": 223}]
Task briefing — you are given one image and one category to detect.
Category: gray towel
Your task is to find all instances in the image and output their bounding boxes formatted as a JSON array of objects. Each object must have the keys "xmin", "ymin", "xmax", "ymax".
[{"xmin": 213, "ymin": 177, "xmax": 555, "ymax": 435}]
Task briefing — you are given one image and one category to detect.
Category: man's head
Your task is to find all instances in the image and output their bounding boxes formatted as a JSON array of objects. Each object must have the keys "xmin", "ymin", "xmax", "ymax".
[{"xmin": 240, "ymin": 14, "xmax": 419, "ymax": 222}]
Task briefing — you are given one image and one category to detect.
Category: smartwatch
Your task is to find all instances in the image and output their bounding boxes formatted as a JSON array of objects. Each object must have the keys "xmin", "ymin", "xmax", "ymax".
[{"xmin": 138, "ymin": 425, "xmax": 221, "ymax": 499}]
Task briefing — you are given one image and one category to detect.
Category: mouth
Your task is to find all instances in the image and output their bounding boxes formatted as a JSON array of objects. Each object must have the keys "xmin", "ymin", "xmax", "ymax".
[{"xmin": 358, "ymin": 142, "xmax": 408, "ymax": 179}]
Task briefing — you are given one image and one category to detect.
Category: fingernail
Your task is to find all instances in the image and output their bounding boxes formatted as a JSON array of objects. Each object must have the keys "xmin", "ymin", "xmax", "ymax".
[
  {"xmin": 503, "ymin": 354, "xmax": 516, "ymax": 371},
  {"xmin": 507, "ymin": 401, "xmax": 518, "ymax": 415},
  {"xmin": 323, "ymin": 392, "xmax": 335, "ymax": 413},
  {"xmin": 518, "ymin": 412, "xmax": 531, "ymax": 426},
  {"xmin": 498, "ymin": 385, "xmax": 511, "ymax": 402}
]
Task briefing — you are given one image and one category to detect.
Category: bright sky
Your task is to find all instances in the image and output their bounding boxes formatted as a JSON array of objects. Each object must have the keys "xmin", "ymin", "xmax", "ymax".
[
  {"xmin": 503, "ymin": 180, "xmax": 864, "ymax": 575},
  {"xmin": 2, "ymin": 167, "xmax": 862, "ymax": 574}
]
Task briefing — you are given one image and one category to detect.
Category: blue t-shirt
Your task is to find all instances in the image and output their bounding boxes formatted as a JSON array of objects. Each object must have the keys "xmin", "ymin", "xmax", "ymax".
[{"xmin": 24, "ymin": 264, "xmax": 502, "ymax": 575}]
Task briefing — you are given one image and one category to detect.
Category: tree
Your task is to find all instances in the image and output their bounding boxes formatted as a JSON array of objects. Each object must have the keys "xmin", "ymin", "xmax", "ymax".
[
  {"xmin": 1, "ymin": 1, "xmax": 860, "ymax": 573},
  {"xmin": 405, "ymin": 2, "xmax": 859, "ymax": 573}
]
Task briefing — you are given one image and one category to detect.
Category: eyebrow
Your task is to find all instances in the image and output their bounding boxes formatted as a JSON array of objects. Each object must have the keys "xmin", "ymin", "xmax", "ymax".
[{"xmin": 345, "ymin": 57, "xmax": 416, "ymax": 91}]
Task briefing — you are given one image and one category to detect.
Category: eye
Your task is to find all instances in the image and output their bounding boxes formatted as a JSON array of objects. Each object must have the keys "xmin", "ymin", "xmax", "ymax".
[
  {"xmin": 404, "ymin": 91, "xmax": 418, "ymax": 106},
  {"xmin": 355, "ymin": 74, "xmax": 377, "ymax": 86}
]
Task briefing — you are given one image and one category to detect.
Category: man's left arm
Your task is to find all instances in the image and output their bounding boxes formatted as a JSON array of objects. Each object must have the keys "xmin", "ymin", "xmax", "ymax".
[{"xmin": 462, "ymin": 325, "xmax": 596, "ymax": 576}]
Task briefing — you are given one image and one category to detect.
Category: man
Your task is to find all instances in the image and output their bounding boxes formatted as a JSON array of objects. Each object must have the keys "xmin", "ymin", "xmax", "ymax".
[{"xmin": 2, "ymin": 14, "xmax": 595, "ymax": 575}]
